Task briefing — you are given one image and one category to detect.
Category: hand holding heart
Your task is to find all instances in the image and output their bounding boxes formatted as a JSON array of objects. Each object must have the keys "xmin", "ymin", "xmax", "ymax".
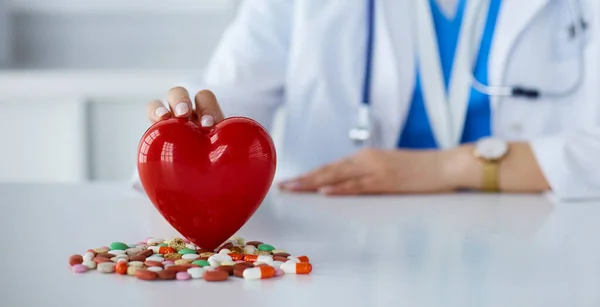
[
  {"xmin": 146, "ymin": 86, "xmax": 224, "ymax": 126},
  {"xmin": 139, "ymin": 88, "xmax": 276, "ymax": 250}
]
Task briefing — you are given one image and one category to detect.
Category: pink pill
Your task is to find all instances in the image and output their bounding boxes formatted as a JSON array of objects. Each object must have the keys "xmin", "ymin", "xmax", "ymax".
[
  {"xmin": 176, "ymin": 272, "xmax": 191, "ymax": 280},
  {"xmin": 162, "ymin": 261, "xmax": 175, "ymax": 265},
  {"xmin": 275, "ymin": 268, "xmax": 284, "ymax": 276},
  {"xmin": 100, "ymin": 246, "xmax": 110, "ymax": 250},
  {"xmin": 72, "ymin": 264, "xmax": 88, "ymax": 273}
]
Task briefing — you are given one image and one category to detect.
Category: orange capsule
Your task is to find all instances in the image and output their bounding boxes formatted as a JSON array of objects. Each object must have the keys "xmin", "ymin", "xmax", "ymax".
[
  {"xmin": 228, "ymin": 253, "xmax": 243, "ymax": 261},
  {"xmin": 158, "ymin": 246, "xmax": 176, "ymax": 255},
  {"xmin": 288, "ymin": 255, "xmax": 310, "ymax": 263},
  {"xmin": 115, "ymin": 262, "xmax": 128, "ymax": 275},
  {"xmin": 297, "ymin": 256, "xmax": 310, "ymax": 263},
  {"xmin": 243, "ymin": 265, "xmax": 276, "ymax": 280},
  {"xmin": 243, "ymin": 254, "xmax": 258, "ymax": 263},
  {"xmin": 281, "ymin": 262, "xmax": 312, "ymax": 274}
]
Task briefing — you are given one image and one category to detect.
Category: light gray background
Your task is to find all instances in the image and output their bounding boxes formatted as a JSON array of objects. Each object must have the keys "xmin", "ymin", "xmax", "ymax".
[
  {"xmin": 0, "ymin": 0, "xmax": 273, "ymax": 183},
  {"xmin": 3, "ymin": 0, "xmax": 240, "ymax": 69}
]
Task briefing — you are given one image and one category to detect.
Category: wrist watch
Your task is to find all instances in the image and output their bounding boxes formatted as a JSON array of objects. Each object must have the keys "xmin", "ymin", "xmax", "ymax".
[{"xmin": 473, "ymin": 137, "xmax": 509, "ymax": 192}]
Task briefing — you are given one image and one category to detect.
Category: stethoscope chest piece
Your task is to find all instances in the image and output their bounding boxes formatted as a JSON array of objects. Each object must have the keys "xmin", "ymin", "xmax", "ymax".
[
  {"xmin": 349, "ymin": 104, "xmax": 373, "ymax": 147},
  {"xmin": 349, "ymin": 126, "xmax": 371, "ymax": 146}
]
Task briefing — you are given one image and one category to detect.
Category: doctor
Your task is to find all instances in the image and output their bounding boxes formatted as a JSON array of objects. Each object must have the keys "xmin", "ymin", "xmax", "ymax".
[{"xmin": 140, "ymin": 0, "xmax": 600, "ymax": 200}]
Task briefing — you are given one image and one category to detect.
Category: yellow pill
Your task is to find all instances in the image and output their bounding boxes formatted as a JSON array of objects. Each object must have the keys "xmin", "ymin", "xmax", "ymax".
[
  {"xmin": 127, "ymin": 266, "xmax": 139, "ymax": 276},
  {"xmin": 128, "ymin": 261, "xmax": 145, "ymax": 268},
  {"xmin": 174, "ymin": 259, "xmax": 192, "ymax": 265},
  {"xmin": 220, "ymin": 261, "xmax": 235, "ymax": 266},
  {"xmin": 229, "ymin": 236, "xmax": 245, "ymax": 246},
  {"xmin": 94, "ymin": 247, "xmax": 109, "ymax": 254}
]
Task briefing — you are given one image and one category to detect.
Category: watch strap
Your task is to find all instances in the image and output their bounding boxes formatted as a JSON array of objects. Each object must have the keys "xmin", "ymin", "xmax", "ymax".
[{"xmin": 482, "ymin": 160, "xmax": 500, "ymax": 192}]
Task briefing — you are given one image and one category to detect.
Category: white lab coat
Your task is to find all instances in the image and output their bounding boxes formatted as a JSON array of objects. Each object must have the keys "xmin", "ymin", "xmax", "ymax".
[{"xmin": 135, "ymin": 0, "xmax": 600, "ymax": 201}]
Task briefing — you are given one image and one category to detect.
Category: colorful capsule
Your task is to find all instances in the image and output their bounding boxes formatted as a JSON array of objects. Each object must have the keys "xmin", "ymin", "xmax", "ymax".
[
  {"xmin": 243, "ymin": 254, "xmax": 258, "ymax": 263},
  {"xmin": 281, "ymin": 262, "xmax": 312, "ymax": 274},
  {"xmin": 228, "ymin": 253, "xmax": 243, "ymax": 261},
  {"xmin": 243, "ymin": 266, "xmax": 276, "ymax": 280},
  {"xmin": 288, "ymin": 255, "xmax": 310, "ymax": 263},
  {"xmin": 257, "ymin": 255, "xmax": 273, "ymax": 263}
]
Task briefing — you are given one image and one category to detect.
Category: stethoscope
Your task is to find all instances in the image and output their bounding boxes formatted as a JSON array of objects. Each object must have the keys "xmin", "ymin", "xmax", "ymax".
[{"xmin": 349, "ymin": 0, "xmax": 589, "ymax": 145}]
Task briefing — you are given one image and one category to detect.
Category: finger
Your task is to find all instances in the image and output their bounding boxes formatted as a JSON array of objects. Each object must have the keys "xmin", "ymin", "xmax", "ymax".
[
  {"xmin": 166, "ymin": 86, "xmax": 193, "ymax": 118},
  {"xmin": 320, "ymin": 177, "xmax": 373, "ymax": 196},
  {"xmin": 280, "ymin": 158, "xmax": 357, "ymax": 191},
  {"xmin": 194, "ymin": 90, "xmax": 225, "ymax": 127},
  {"xmin": 147, "ymin": 100, "xmax": 171, "ymax": 123}
]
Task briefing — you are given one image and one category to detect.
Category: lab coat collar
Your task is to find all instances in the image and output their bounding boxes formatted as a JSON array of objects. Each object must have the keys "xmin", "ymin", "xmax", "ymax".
[
  {"xmin": 413, "ymin": 0, "xmax": 491, "ymax": 149},
  {"xmin": 489, "ymin": 0, "xmax": 550, "ymax": 107},
  {"xmin": 374, "ymin": 0, "xmax": 549, "ymax": 148}
]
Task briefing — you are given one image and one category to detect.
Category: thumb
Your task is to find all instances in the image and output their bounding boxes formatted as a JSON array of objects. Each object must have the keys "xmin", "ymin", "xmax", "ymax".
[{"xmin": 194, "ymin": 90, "xmax": 225, "ymax": 127}]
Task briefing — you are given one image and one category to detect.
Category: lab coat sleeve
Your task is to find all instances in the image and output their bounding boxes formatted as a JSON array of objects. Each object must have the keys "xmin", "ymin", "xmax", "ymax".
[
  {"xmin": 131, "ymin": 0, "xmax": 294, "ymax": 193},
  {"xmin": 529, "ymin": 0, "xmax": 600, "ymax": 201},
  {"xmin": 530, "ymin": 130, "xmax": 600, "ymax": 201},
  {"xmin": 176, "ymin": 0, "xmax": 294, "ymax": 130}
]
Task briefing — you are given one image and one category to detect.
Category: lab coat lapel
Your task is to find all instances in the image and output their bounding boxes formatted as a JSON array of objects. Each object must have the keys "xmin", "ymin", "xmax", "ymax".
[
  {"xmin": 414, "ymin": 0, "xmax": 454, "ymax": 149},
  {"xmin": 489, "ymin": 0, "xmax": 549, "ymax": 107},
  {"xmin": 375, "ymin": 0, "xmax": 416, "ymax": 149},
  {"xmin": 448, "ymin": 0, "xmax": 488, "ymax": 146}
]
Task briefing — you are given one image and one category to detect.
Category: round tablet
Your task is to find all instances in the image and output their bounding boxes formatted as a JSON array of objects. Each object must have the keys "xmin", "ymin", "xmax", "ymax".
[{"xmin": 203, "ymin": 270, "xmax": 229, "ymax": 282}]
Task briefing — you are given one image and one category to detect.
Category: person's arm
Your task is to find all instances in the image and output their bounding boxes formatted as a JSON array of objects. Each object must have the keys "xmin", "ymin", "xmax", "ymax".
[
  {"xmin": 176, "ymin": 0, "xmax": 294, "ymax": 131},
  {"xmin": 449, "ymin": 0, "xmax": 600, "ymax": 200},
  {"xmin": 445, "ymin": 142, "xmax": 550, "ymax": 193},
  {"xmin": 279, "ymin": 134, "xmax": 600, "ymax": 199},
  {"xmin": 446, "ymin": 128, "xmax": 600, "ymax": 200}
]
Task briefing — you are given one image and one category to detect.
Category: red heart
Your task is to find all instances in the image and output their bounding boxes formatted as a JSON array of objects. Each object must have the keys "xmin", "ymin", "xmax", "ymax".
[{"xmin": 137, "ymin": 117, "xmax": 276, "ymax": 250}]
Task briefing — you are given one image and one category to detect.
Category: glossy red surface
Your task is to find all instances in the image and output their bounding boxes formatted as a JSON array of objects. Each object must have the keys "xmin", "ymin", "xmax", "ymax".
[{"xmin": 137, "ymin": 117, "xmax": 276, "ymax": 250}]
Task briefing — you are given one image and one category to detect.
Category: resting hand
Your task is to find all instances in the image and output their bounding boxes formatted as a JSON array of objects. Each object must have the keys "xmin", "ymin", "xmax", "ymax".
[{"xmin": 278, "ymin": 148, "xmax": 459, "ymax": 195}]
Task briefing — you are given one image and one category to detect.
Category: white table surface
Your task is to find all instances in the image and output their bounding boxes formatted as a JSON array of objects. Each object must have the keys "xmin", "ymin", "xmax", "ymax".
[{"xmin": 1, "ymin": 183, "xmax": 600, "ymax": 307}]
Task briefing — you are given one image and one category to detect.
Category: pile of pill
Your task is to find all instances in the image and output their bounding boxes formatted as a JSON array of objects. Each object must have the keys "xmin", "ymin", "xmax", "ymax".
[{"xmin": 68, "ymin": 236, "xmax": 312, "ymax": 282}]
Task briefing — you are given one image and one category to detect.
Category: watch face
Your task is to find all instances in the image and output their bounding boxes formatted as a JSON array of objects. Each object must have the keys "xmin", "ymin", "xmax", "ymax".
[{"xmin": 475, "ymin": 138, "xmax": 508, "ymax": 160}]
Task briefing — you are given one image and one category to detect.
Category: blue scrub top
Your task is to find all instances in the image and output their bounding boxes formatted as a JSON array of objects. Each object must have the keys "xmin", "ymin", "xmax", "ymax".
[{"xmin": 397, "ymin": 0, "xmax": 502, "ymax": 149}]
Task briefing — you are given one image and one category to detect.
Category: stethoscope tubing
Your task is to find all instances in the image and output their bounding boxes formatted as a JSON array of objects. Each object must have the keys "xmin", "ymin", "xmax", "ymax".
[
  {"xmin": 352, "ymin": 0, "xmax": 587, "ymax": 146},
  {"xmin": 361, "ymin": 0, "xmax": 587, "ymax": 104},
  {"xmin": 362, "ymin": 0, "xmax": 376, "ymax": 105}
]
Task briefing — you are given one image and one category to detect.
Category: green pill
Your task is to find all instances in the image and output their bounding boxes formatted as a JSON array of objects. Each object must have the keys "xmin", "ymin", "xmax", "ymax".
[
  {"xmin": 110, "ymin": 242, "xmax": 129, "ymax": 251},
  {"xmin": 192, "ymin": 260, "xmax": 210, "ymax": 267},
  {"xmin": 178, "ymin": 248, "xmax": 196, "ymax": 255},
  {"xmin": 257, "ymin": 244, "xmax": 275, "ymax": 251}
]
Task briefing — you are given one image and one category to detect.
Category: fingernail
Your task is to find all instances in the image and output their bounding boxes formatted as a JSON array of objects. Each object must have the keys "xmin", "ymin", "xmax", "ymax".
[
  {"xmin": 174, "ymin": 102, "xmax": 189, "ymax": 117},
  {"xmin": 155, "ymin": 107, "xmax": 169, "ymax": 118},
  {"xmin": 201, "ymin": 115, "xmax": 215, "ymax": 127},
  {"xmin": 279, "ymin": 180, "xmax": 301, "ymax": 190},
  {"xmin": 319, "ymin": 186, "xmax": 333, "ymax": 194}
]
